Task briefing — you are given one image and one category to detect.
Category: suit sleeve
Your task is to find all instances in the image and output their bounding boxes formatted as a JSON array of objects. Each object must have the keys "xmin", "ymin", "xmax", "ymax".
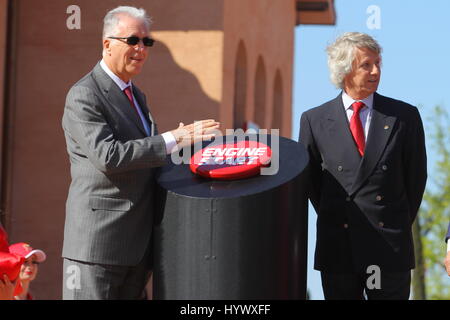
[
  {"xmin": 299, "ymin": 112, "xmax": 322, "ymax": 212},
  {"xmin": 62, "ymin": 85, "xmax": 168, "ymax": 174},
  {"xmin": 403, "ymin": 107, "xmax": 427, "ymax": 222}
]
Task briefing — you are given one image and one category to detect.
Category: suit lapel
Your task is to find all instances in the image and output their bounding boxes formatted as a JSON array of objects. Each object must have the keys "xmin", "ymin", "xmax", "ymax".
[
  {"xmin": 132, "ymin": 86, "xmax": 156, "ymax": 136},
  {"xmin": 93, "ymin": 63, "xmax": 148, "ymax": 136},
  {"xmin": 326, "ymin": 94, "xmax": 362, "ymax": 166},
  {"xmin": 349, "ymin": 93, "xmax": 396, "ymax": 195},
  {"xmin": 320, "ymin": 94, "xmax": 362, "ymax": 194}
]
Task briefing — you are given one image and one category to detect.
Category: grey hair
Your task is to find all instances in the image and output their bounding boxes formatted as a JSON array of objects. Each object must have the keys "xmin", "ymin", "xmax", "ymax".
[
  {"xmin": 326, "ymin": 32, "xmax": 382, "ymax": 89},
  {"xmin": 102, "ymin": 6, "xmax": 152, "ymax": 39}
]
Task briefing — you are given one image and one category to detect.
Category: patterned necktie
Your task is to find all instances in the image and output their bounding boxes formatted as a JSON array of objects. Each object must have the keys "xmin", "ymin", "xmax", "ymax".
[{"xmin": 350, "ymin": 101, "xmax": 366, "ymax": 156}]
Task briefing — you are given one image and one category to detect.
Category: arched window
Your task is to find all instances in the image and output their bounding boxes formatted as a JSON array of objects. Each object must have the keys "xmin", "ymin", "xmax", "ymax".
[
  {"xmin": 233, "ymin": 41, "xmax": 247, "ymax": 129},
  {"xmin": 253, "ymin": 56, "xmax": 266, "ymax": 128},
  {"xmin": 272, "ymin": 70, "xmax": 283, "ymax": 132}
]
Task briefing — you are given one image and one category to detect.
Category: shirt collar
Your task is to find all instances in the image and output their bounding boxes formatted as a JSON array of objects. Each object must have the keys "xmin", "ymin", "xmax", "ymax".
[
  {"xmin": 342, "ymin": 91, "xmax": 374, "ymax": 111},
  {"xmin": 100, "ymin": 59, "xmax": 132, "ymax": 91}
]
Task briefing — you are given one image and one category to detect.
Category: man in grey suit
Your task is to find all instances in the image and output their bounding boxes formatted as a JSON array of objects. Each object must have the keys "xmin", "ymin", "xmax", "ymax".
[{"xmin": 61, "ymin": 6, "xmax": 219, "ymax": 299}]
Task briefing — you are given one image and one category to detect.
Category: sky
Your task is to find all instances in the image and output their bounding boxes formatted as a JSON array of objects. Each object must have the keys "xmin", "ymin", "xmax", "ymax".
[{"xmin": 291, "ymin": 0, "xmax": 450, "ymax": 299}]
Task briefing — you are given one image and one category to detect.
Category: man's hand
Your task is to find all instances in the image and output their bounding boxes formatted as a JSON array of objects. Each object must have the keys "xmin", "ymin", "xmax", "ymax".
[
  {"xmin": 445, "ymin": 251, "xmax": 450, "ymax": 276},
  {"xmin": 0, "ymin": 275, "xmax": 16, "ymax": 300},
  {"xmin": 170, "ymin": 119, "xmax": 220, "ymax": 149}
]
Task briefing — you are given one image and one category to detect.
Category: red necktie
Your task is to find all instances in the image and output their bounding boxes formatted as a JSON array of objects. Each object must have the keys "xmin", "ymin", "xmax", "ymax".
[
  {"xmin": 350, "ymin": 101, "xmax": 366, "ymax": 156},
  {"xmin": 123, "ymin": 86, "xmax": 152, "ymax": 136},
  {"xmin": 123, "ymin": 86, "xmax": 139, "ymax": 115}
]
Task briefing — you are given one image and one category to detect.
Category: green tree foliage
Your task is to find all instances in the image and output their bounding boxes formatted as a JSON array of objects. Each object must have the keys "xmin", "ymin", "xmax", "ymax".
[{"xmin": 415, "ymin": 105, "xmax": 450, "ymax": 300}]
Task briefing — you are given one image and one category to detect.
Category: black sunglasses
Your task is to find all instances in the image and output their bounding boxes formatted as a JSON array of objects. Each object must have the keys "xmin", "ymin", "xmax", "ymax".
[{"xmin": 108, "ymin": 36, "xmax": 155, "ymax": 47}]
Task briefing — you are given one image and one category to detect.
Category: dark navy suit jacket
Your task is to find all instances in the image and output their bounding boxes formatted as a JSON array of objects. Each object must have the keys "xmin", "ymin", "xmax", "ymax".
[{"xmin": 299, "ymin": 92, "xmax": 427, "ymax": 273}]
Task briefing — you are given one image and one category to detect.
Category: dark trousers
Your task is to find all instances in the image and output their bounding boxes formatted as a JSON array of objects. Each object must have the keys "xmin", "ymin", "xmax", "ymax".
[{"xmin": 321, "ymin": 270, "xmax": 411, "ymax": 300}]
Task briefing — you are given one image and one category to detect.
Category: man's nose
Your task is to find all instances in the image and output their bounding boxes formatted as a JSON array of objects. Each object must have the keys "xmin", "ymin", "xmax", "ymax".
[
  {"xmin": 134, "ymin": 40, "xmax": 145, "ymax": 51},
  {"xmin": 371, "ymin": 64, "xmax": 380, "ymax": 75},
  {"xmin": 135, "ymin": 44, "xmax": 145, "ymax": 52}
]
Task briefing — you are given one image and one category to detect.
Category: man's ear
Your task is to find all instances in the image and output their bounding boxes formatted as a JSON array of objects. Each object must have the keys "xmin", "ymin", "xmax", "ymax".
[{"xmin": 103, "ymin": 39, "xmax": 112, "ymax": 55}]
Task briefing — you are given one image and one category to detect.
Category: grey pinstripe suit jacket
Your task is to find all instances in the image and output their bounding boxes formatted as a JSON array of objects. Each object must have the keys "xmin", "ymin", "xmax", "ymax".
[{"xmin": 62, "ymin": 62, "xmax": 167, "ymax": 266}]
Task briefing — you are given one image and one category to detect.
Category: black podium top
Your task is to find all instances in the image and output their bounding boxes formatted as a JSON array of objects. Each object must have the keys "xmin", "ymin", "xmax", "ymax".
[{"xmin": 157, "ymin": 135, "xmax": 309, "ymax": 199}]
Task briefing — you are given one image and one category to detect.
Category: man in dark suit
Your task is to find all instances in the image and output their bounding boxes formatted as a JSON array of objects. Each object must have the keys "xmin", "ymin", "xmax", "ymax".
[
  {"xmin": 61, "ymin": 6, "xmax": 219, "ymax": 299},
  {"xmin": 299, "ymin": 32, "xmax": 427, "ymax": 299}
]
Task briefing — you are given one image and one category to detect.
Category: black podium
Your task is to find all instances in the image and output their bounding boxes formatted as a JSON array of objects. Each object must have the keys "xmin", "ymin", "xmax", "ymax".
[{"xmin": 153, "ymin": 135, "xmax": 309, "ymax": 299}]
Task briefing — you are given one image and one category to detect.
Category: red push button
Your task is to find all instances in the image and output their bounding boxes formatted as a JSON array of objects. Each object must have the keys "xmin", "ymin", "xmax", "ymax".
[{"xmin": 190, "ymin": 141, "xmax": 272, "ymax": 180}]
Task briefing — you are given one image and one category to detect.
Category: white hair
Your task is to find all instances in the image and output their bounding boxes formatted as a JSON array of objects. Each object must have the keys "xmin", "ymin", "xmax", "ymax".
[
  {"xmin": 102, "ymin": 6, "xmax": 152, "ymax": 39},
  {"xmin": 326, "ymin": 32, "xmax": 382, "ymax": 89}
]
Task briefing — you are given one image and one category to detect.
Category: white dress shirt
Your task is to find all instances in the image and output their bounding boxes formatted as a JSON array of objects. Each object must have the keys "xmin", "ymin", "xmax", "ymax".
[
  {"xmin": 342, "ymin": 91, "xmax": 374, "ymax": 140},
  {"xmin": 100, "ymin": 60, "xmax": 177, "ymax": 154}
]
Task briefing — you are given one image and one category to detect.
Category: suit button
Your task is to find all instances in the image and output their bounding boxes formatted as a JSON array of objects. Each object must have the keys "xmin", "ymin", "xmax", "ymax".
[
  {"xmin": 382, "ymin": 165, "xmax": 388, "ymax": 171},
  {"xmin": 376, "ymin": 195, "xmax": 382, "ymax": 201},
  {"xmin": 343, "ymin": 224, "xmax": 349, "ymax": 229},
  {"xmin": 337, "ymin": 166, "xmax": 343, "ymax": 172},
  {"xmin": 378, "ymin": 221, "xmax": 384, "ymax": 227},
  {"xmin": 346, "ymin": 196, "xmax": 351, "ymax": 202}
]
